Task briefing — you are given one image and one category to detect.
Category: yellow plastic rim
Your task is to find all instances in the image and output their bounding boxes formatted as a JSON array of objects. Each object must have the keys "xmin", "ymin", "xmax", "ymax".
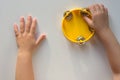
[{"xmin": 62, "ymin": 8, "xmax": 95, "ymax": 44}]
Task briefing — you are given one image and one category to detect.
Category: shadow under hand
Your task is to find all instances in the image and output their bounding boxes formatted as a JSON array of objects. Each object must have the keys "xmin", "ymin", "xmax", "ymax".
[{"xmin": 33, "ymin": 24, "xmax": 51, "ymax": 80}]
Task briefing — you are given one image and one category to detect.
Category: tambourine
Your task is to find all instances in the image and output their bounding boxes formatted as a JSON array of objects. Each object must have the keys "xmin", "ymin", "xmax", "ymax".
[{"xmin": 62, "ymin": 8, "xmax": 95, "ymax": 45}]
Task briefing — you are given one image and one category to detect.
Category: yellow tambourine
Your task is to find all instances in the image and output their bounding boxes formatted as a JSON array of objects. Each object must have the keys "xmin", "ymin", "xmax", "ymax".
[{"xmin": 62, "ymin": 8, "xmax": 95, "ymax": 45}]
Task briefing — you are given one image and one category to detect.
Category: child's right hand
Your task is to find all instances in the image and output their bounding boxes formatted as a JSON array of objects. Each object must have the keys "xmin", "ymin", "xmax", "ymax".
[{"xmin": 83, "ymin": 4, "xmax": 109, "ymax": 34}]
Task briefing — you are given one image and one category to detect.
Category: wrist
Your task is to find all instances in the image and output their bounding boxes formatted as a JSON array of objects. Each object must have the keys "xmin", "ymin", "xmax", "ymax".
[
  {"xmin": 96, "ymin": 27, "xmax": 111, "ymax": 37},
  {"xmin": 18, "ymin": 48, "xmax": 33, "ymax": 54},
  {"xmin": 17, "ymin": 51, "xmax": 33, "ymax": 64},
  {"xmin": 95, "ymin": 27, "xmax": 114, "ymax": 44},
  {"xmin": 17, "ymin": 50, "xmax": 33, "ymax": 58}
]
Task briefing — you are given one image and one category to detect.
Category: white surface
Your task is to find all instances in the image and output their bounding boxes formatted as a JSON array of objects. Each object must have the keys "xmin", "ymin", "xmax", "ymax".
[{"xmin": 0, "ymin": 0, "xmax": 120, "ymax": 80}]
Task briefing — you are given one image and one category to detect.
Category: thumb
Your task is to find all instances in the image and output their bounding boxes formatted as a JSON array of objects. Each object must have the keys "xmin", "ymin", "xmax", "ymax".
[
  {"xmin": 36, "ymin": 33, "xmax": 46, "ymax": 46},
  {"xmin": 83, "ymin": 16, "xmax": 94, "ymax": 28}
]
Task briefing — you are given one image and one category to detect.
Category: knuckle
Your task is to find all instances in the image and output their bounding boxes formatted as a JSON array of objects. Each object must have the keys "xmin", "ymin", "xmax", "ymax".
[
  {"xmin": 100, "ymin": 4, "xmax": 104, "ymax": 7},
  {"xmin": 15, "ymin": 34, "xmax": 19, "ymax": 37},
  {"xmin": 28, "ymin": 33, "xmax": 34, "ymax": 38},
  {"xmin": 96, "ymin": 4, "xmax": 99, "ymax": 6}
]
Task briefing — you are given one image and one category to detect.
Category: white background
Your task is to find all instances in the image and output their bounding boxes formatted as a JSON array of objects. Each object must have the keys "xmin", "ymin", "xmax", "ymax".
[{"xmin": 0, "ymin": 0, "xmax": 120, "ymax": 80}]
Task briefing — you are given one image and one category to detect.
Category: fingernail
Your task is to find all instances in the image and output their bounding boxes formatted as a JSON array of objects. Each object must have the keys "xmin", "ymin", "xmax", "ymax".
[
  {"xmin": 20, "ymin": 16, "xmax": 24, "ymax": 21},
  {"xmin": 13, "ymin": 23, "xmax": 17, "ymax": 26},
  {"xmin": 33, "ymin": 17, "xmax": 37, "ymax": 21},
  {"xmin": 42, "ymin": 33, "xmax": 46, "ymax": 38},
  {"xmin": 27, "ymin": 15, "xmax": 32, "ymax": 20},
  {"xmin": 20, "ymin": 16, "xmax": 24, "ymax": 19}
]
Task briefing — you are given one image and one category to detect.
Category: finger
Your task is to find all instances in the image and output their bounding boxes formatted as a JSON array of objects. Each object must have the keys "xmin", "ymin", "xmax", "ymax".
[
  {"xmin": 89, "ymin": 5, "xmax": 96, "ymax": 14},
  {"xmin": 87, "ymin": 5, "xmax": 93, "ymax": 10},
  {"xmin": 20, "ymin": 16, "xmax": 25, "ymax": 33},
  {"xmin": 36, "ymin": 33, "xmax": 46, "ymax": 46},
  {"xmin": 99, "ymin": 4, "xmax": 105, "ymax": 12},
  {"xmin": 83, "ymin": 16, "xmax": 94, "ymax": 28},
  {"xmin": 14, "ymin": 23, "xmax": 19, "ymax": 37},
  {"xmin": 95, "ymin": 4, "xmax": 101, "ymax": 12},
  {"xmin": 88, "ymin": 6, "xmax": 93, "ymax": 12},
  {"xmin": 30, "ymin": 18, "xmax": 37, "ymax": 35},
  {"xmin": 25, "ymin": 15, "xmax": 32, "ymax": 33},
  {"xmin": 105, "ymin": 7, "xmax": 108, "ymax": 14}
]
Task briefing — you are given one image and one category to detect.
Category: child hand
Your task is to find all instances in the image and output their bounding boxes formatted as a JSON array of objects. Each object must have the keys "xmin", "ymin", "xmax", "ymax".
[
  {"xmin": 14, "ymin": 16, "xmax": 46, "ymax": 54},
  {"xmin": 83, "ymin": 4, "xmax": 109, "ymax": 34}
]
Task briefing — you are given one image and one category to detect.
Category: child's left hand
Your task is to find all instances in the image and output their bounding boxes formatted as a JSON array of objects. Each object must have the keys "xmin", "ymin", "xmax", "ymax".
[{"xmin": 14, "ymin": 16, "xmax": 46, "ymax": 55}]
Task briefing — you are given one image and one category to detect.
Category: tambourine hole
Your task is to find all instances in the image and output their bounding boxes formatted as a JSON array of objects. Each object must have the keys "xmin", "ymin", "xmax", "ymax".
[
  {"xmin": 80, "ymin": 11, "xmax": 89, "ymax": 17},
  {"xmin": 63, "ymin": 11, "xmax": 70, "ymax": 17},
  {"xmin": 89, "ymin": 27, "xmax": 94, "ymax": 32},
  {"xmin": 65, "ymin": 12, "xmax": 73, "ymax": 21}
]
